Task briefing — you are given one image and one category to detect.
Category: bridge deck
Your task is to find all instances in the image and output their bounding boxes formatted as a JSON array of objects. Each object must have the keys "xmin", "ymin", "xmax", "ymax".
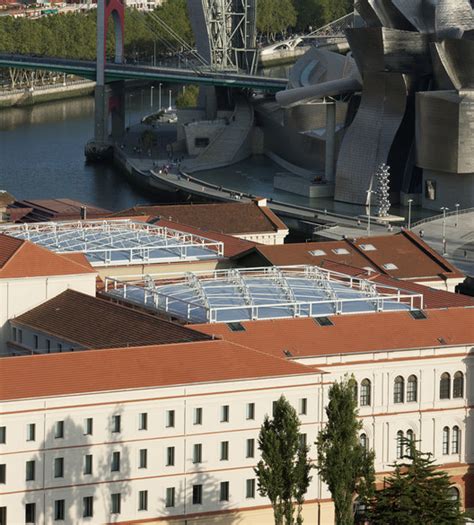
[{"xmin": 0, "ymin": 54, "xmax": 287, "ymax": 92}]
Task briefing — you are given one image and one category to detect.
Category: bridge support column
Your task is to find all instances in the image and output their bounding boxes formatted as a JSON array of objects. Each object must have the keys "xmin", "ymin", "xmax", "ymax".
[
  {"xmin": 110, "ymin": 81, "xmax": 126, "ymax": 140},
  {"xmin": 325, "ymin": 101, "xmax": 336, "ymax": 182}
]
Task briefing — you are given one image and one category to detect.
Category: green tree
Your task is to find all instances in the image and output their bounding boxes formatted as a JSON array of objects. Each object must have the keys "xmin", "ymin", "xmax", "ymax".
[
  {"xmin": 369, "ymin": 438, "xmax": 465, "ymax": 524},
  {"xmin": 319, "ymin": 0, "xmax": 353, "ymax": 25},
  {"xmin": 255, "ymin": 395, "xmax": 312, "ymax": 525},
  {"xmin": 316, "ymin": 376, "xmax": 375, "ymax": 525},
  {"xmin": 175, "ymin": 85, "xmax": 199, "ymax": 109},
  {"xmin": 257, "ymin": 0, "xmax": 297, "ymax": 40},
  {"xmin": 292, "ymin": 0, "xmax": 324, "ymax": 32}
]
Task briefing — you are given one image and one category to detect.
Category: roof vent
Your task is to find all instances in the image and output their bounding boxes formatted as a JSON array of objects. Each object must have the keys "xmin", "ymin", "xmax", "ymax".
[
  {"xmin": 314, "ymin": 316, "xmax": 334, "ymax": 327},
  {"xmin": 359, "ymin": 243, "xmax": 376, "ymax": 251},
  {"xmin": 332, "ymin": 248, "xmax": 350, "ymax": 255},
  {"xmin": 383, "ymin": 263, "xmax": 398, "ymax": 270},
  {"xmin": 309, "ymin": 249, "xmax": 326, "ymax": 256},
  {"xmin": 283, "ymin": 349, "xmax": 293, "ymax": 357},
  {"xmin": 227, "ymin": 322, "xmax": 245, "ymax": 332},
  {"xmin": 409, "ymin": 310, "xmax": 427, "ymax": 320},
  {"xmin": 437, "ymin": 337, "xmax": 447, "ymax": 345}
]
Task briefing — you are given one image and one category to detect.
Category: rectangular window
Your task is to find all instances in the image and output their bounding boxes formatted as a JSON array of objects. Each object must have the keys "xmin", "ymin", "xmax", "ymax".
[
  {"xmin": 0, "ymin": 506, "xmax": 6, "ymax": 525},
  {"xmin": 194, "ymin": 407, "xmax": 202, "ymax": 425},
  {"xmin": 221, "ymin": 405, "xmax": 229, "ymax": 423},
  {"xmin": 46, "ymin": 339, "xmax": 51, "ymax": 353},
  {"xmin": 25, "ymin": 503, "xmax": 35, "ymax": 524},
  {"xmin": 166, "ymin": 446, "xmax": 175, "ymax": 466},
  {"xmin": 12, "ymin": 327, "xmax": 16, "ymax": 342},
  {"xmin": 0, "ymin": 427, "xmax": 5, "ymax": 444},
  {"xmin": 83, "ymin": 496, "xmax": 93, "ymax": 518},
  {"xmin": 111, "ymin": 493, "xmax": 121, "ymax": 514},
  {"xmin": 246, "ymin": 403, "xmax": 255, "ymax": 420},
  {"xmin": 272, "ymin": 401, "xmax": 278, "ymax": 416},
  {"xmin": 0, "ymin": 465, "xmax": 5, "ymax": 484},
  {"xmin": 84, "ymin": 455, "xmax": 93, "ymax": 475},
  {"xmin": 27, "ymin": 423, "xmax": 35, "ymax": 442},
  {"xmin": 193, "ymin": 443, "xmax": 202, "ymax": 464},
  {"xmin": 57, "ymin": 343, "xmax": 62, "ymax": 352},
  {"xmin": 54, "ymin": 499, "xmax": 64, "ymax": 521},
  {"xmin": 165, "ymin": 487, "xmax": 175, "ymax": 508},
  {"xmin": 299, "ymin": 433, "xmax": 307, "ymax": 448},
  {"xmin": 246, "ymin": 438, "xmax": 255, "ymax": 458},
  {"xmin": 18, "ymin": 329, "xmax": 23, "ymax": 344},
  {"xmin": 33, "ymin": 335, "xmax": 38, "ymax": 350},
  {"xmin": 84, "ymin": 418, "xmax": 93, "ymax": 436},
  {"xmin": 220, "ymin": 481, "xmax": 229, "ymax": 502},
  {"xmin": 192, "ymin": 484, "xmax": 202, "ymax": 505},
  {"xmin": 139, "ymin": 449, "xmax": 148, "ymax": 469},
  {"xmin": 138, "ymin": 490, "xmax": 148, "ymax": 511},
  {"xmin": 112, "ymin": 415, "xmax": 121, "ymax": 433},
  {"xmin": 26, "ymin": 460, "xmax": 35, "ymax": 481},
  {"xmin": 55, "ymin": 421, "xmax": 64, "ymax": 439},
  {"xmin": 139, "ymin": 412, "xmax": 148, "ymax": 431},
  {"xmin": 246, "ymin": 478, "xmax": 255, "ymax": 499},
  {"xmin": 111, "ymin": 451, "xmax": 120, "ymax": 472},
  {"xmin": 54, "ymin": 457, "xmax": 64, "ymax": 478},
  {"xmin": 220, "ymin": 441, "xmax": 229, "ymax": 461},
  {"xmin": 299, "ymin": 398, "xmax": 307, "ymax": 415},
  {"xmin": 166, "ymin": 410, "xmax": 175, "ymax": 428}
]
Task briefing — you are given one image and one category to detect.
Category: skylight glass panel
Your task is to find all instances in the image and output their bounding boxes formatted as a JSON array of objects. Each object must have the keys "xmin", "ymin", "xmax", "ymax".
[
  {"xmin": 359, "ymin": 244, "xmax": 377, "ymax": 251},
  {"xmin": 332, "ymin": 248, "xmax": 350, "ymax": 255},
  {"xmin": 383, "ymin": 263, "xmax": 398, "ymax": 270},
  {"xmin": 309, "ymin": 250, "xmax": 326, "ymax": 256}
]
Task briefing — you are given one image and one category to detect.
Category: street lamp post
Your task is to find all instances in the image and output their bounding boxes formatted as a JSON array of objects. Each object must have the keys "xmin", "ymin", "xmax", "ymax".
[
  {"xmin": 150, "ymin": 85, "xmax": 154, "ymax": 108},
  {"xmin": 455, "ymin": 203, "xmax": 460, "ymax": 227},
  {"xmin": 158, "ymin": 83, "xmax": 162, "ymax": 111},
  {"xmin": 407, "ymin": 199, "xmax": 413, "ymax": 230},
  {"xmin": 367, "ymin": 190, "xmax": 374, "ymax": 237},
  {"xmin": 441, "ymin": 206, "xmax": 449, "ymax": 255},
  {"xmin": 168, "ymin": 89, "xmax": 172, "ymax": 110}
]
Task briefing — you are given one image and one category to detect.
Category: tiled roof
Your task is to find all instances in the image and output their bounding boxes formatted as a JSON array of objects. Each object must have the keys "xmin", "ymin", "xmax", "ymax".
[
  {"xmin": 192, "ymin": 307, "xmax": 474, "ymax": 359},
  {"xmin": 234, "ymin": 230, "xmax": 464, "ymax": 280},
  {"xmin": 112, "ymin": 202, "xmax": 288, "ymax": 234},
  {"xmin": 13, "ymin": 289, "xmax": 212, "ymax": 349},
  {"xmin": 0, "ymin": 234, "xmax": 96, "ymax": 278},
  {"xmin": 154, "ymin": 218, "xmax": 257, "ymax": 258},
  {"xmin": 317, "ymin": 260, "xmax": 474, "ymax": 309},
  {"xmin": 7, "ymin": 198, "xmax": 110, "ymax": 223},
  {"xmin": 0, "ymin": 341, "xmax": 318, "ymax": 401}
]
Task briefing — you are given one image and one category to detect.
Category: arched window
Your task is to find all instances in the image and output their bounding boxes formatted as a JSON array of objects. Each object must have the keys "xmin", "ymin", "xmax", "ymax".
[
  {"xmin": 442, "ymin": 427, "xmax": 450, "ymax": 455},
  {"xmin": 396, "ymin": 430, "xmax": 404, "ymax": 459},
  {"xmin": 360, "ymin": 379, "xmax": 371, "ymax": 406},
  {"xmin": 451, "ymin": 426, "xmax": 460, "ymax": 454},
  {"xmin": 448, "ymin": 487, "xmax": 460, "ymax": 502},
  {"xmin": 406, "ymin": 429, "xmax": 414, "ymax": 443},
  {"xmin": 360, "ymin": 433, "xmax": 368, "ymax": 451},
  {"xmin": 394, "ymin": 376, "xmax": 404, "ymax": 404},
  {"xmin": 453, "ymin": 372, "xmax": 464, "ymax": 398},
  {"xmin": 440, "ymin": 372, "xmax": 451, "ymax": 399},
  {"xmin": 407, "ymin": 375, "xmax": 418, "ymax": 402}
]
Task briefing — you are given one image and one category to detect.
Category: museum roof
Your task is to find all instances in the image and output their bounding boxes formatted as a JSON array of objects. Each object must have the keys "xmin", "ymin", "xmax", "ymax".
[
  {"xmin": 233, "ymin": 230, "xmax": 464, "ymax": 281},
  {"xmin": 112, "ymin": 201, "xmax": 288, "ymax": 234},
  {"xmin": 0, "ymin": 340, "xmax": 319, "ymax": 401},
  {"xmin": 13, "ymin": 289, "xmax": 212, "ymax": 349},
  {"xmin": 192, "ymin": 306, "xmax": 474, "ymax": 360},
  {"xmin": 0, "ymin": 234, "xmax": 95, "ymax": 278}
]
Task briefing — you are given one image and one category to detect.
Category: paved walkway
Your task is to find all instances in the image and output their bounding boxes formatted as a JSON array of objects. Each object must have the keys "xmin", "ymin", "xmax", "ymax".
[{"xmin": 410, "ymin": 212, "xmax": 474, "ymax": 276}]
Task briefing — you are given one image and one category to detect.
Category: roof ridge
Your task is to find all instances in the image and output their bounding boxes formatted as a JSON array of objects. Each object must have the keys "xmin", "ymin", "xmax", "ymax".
[{"xmin": 0, "ymin": 235, "xmax": 26, "ymax": 270}]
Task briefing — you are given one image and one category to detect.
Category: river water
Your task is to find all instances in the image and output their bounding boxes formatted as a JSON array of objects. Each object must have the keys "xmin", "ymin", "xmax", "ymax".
[{"xmin": 0, "ymin": 85, "xmax": 430, "ymax": 220}]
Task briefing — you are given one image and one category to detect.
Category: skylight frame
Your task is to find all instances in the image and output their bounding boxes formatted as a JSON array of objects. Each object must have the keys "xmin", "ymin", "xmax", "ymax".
[
  {"xmin": 104, "ymin": 265, "xmax": 424, "ymax": 324},
  {"xmin": 0, "ymin": 219, "xmax": 224, "ymax": 267}
]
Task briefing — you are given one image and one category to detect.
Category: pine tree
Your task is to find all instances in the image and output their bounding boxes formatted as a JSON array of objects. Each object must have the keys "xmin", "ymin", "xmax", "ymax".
[
  {"xmin": 316, "ymin": 376, "xmax": 375, "ymax": 525},
  {"xmin": 255, "ymin": 395, "xmax": 312, "ymax": 525},
  {"xmin": 369, "ymin": 438, "xmax": 465, "ymax": 524}
]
